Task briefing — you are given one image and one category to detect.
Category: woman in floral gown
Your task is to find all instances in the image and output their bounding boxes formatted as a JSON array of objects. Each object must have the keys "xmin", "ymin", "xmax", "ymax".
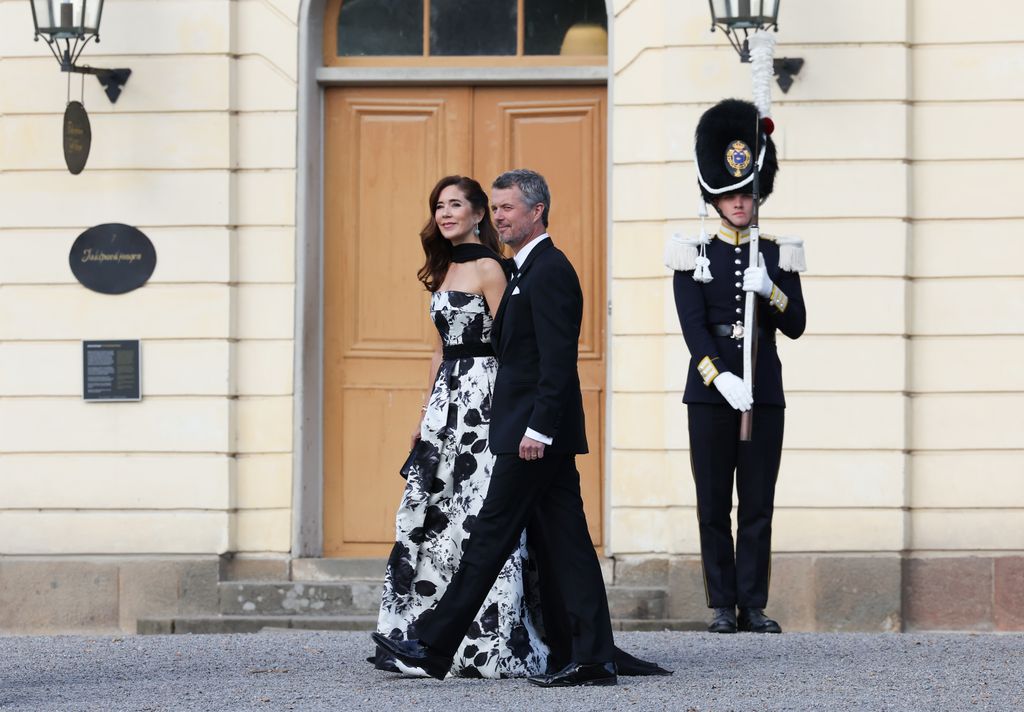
[{"xmin": 372, "ymin": 176, "xmax": 548, "ymax": 678}]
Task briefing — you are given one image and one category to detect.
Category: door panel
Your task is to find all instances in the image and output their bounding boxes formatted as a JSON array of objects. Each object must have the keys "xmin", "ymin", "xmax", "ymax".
[
  {"xmin": 323, "ymin": 85, "xmax": 606, "ymax": 556},
  {"xmin": 474, "ymin": 87, "xmax": 607, "ymax": 544},
  {"xmin": 323, "ymin": 87, "xmax": 472, "ymax": 556}
]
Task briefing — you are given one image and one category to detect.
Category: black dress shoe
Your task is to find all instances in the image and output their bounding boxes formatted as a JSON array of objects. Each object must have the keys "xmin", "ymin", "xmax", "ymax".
[
  {"xmin": 528, "ymin": 661, "xmax": 617, "ymax": 688},
  {"xmin": 369, "ymin": 633, "xmax": 452, "ymax": 680},
  {"xmin": 613, "ymin": 647, "xmax": 673, "ymax": 676},
  {"xmin": 367, "ymin": 648, "xmax": 401, "ymax": 673},
  {"xmin": 707, "ymin": 607, "xmax": 737, "ymax": 633},
  {"xmin": 737, "ymin": 608, "xmax": 782, "ymax": 633}
]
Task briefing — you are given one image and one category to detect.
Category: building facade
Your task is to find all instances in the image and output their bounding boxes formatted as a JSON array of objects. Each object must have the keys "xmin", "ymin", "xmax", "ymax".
[{"xmin": 0, "ymin": 0, "xmax": 1021, "ymax": 633}]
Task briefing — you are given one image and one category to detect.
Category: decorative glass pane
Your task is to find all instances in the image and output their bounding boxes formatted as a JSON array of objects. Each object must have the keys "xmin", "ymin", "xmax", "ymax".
[
  {"xmin": 754, "ymin": 0, "xmax": 780, "ymax": 24},
  {"xmin": 337, "ymin": 0, "xmax": 424, "ymax": 57},
  {"xmin": 430, "ymin": 0, "xmax": 516, "ymax": 56},
  {"xmin": 83, "ymin": 0, "xmax": 103, "ymax": 31},
  {"xmin": 711, "ymin": 0, "xmax": 779, "ymax": 27},
  {"xmin": 31, "ymin": 0, "xmax": 55, "ymax": 31},
  {"xmin": 525, "ymin": 0, "xmax": 607, "ymax": 56},
  {"xmin": 32, "ymin": 0, "xmax": 85, "ymax": 33}
]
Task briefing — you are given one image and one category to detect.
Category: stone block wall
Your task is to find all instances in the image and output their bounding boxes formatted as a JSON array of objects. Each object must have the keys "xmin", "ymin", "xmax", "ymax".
[
  {"xmin": 1, "ymin": 0, "xmax": 1021, "ymax": 633},
  {"xmin": 608, "ymin": 0, "xmax": 913, "ymax": 556},
  {"xmin": 607, "ymin": 0, "xmax": 1024, "ymax": 629},
  {"xmin": 0, "ymin": 557, "xmax": 220, "ymax": 634},
  {"xmin": 0, "ymin": 0, "xmax": 298, "ymax": 571}
]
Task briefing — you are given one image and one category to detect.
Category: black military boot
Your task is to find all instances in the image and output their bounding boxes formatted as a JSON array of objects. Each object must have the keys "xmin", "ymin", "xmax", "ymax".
[
  {"xmin": 737, "ymin": 608, "xmax": 782, "ymax": 633},
  {"xmin": 707, "ymin": 607, "xmax": 737, "ymax": 633}
]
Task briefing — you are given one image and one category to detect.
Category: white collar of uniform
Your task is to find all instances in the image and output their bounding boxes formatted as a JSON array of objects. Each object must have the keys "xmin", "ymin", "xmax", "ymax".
[
  {"xmin": 717, "ymin": 224, "xmax": 751, "ymax": 246},
  {"xmin": 513, "ymin": 233, "xmax": 550, "ymax": 270}
]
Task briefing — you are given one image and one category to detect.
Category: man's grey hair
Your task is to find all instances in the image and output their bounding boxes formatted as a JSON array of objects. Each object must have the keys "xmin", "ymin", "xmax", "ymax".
[{"xmin": 492, "ymin": 169, "xmax": 550, "ymax": 227}]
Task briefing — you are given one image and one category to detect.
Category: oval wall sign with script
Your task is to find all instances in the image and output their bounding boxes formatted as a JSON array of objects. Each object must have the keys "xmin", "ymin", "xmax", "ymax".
[
  {"xmin": 69, "ymin": 224, "xmax": 157, "ymax": 295},
  {"xmin": 63, "ymin": 101, "xmax": 92, "ymax": 175}
]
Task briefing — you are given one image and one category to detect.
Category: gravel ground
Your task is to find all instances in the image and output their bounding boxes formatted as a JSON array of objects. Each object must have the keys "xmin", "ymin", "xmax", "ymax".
[{"xmin": 1, "ymin": 630, "xmax": 1022, "ymax": 711}]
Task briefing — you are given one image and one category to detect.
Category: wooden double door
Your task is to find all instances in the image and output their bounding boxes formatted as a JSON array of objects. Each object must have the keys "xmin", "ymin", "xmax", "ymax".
[{"xmin": 322, "ymin": 85, "xmax": 606, "ymax": 557}]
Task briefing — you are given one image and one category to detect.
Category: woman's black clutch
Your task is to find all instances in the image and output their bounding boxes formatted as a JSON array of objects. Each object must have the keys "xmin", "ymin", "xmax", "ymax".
[{"xmin": 400, "ymin": 439, "xmax": 430, "ymax": 480}]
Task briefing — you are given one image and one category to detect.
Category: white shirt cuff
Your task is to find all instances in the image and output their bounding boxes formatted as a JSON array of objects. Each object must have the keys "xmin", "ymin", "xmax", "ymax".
[{"xmin": 524, "ymin": 427, "xmax": 553, "ymax": 445}]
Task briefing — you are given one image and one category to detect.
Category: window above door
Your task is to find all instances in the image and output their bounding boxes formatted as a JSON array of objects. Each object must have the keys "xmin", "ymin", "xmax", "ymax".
[{"xmin": 323, "ymin": 0, "xmax": 608, "ymax": 67}]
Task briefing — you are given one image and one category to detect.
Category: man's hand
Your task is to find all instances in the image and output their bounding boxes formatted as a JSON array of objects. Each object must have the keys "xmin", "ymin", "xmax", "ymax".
[
  {"xmin": 743, "ymin": 253, "xmax": 773, "ymax": 299},
  {"xmin": 713, "ymin": 371, "xmax": 753, "ymax": 412},
  {"xmin": 519, "ymin": 435, "xmax": 546, "ymax": 461}
]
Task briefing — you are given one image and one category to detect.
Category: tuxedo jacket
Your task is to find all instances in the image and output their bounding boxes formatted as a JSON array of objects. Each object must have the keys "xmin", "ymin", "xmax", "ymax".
[
  {"xmin": 672, "ymin": 233, "xmax": 806, "ymax": 407},
  {"xmin": 489, "ymin": 238, "xmax": 588, "ymax": 455}
]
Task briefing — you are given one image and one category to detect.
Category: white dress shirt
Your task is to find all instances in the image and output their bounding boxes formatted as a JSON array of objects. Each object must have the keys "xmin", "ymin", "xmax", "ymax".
[{"xmin": 512, "ymin": 232, "xmax": 549, "ymax": 272}]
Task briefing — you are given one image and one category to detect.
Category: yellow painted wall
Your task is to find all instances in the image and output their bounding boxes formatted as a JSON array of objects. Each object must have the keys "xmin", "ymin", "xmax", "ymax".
[
  {"xmin": 0, "ymin": 0, "xmax": 297, "ymax": 554},
  {"xmin": 1, "ymin": 0, "xmax": 1020, "ymax": 561},
  {"xmin": 607, "ymin": 0, "xmax": 1024, "ymax": 555}
]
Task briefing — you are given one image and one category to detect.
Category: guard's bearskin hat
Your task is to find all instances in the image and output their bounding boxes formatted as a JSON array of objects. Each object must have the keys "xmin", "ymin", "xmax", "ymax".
[{"xmin": 695, "ymin": 98, "xmax": 778, "ymax": 206}]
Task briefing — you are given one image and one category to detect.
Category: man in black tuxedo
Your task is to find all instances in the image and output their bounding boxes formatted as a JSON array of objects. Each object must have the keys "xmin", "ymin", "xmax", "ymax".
[{"xmin": 373, "ymin": 169, "xmax": 616, "ymax": 687}]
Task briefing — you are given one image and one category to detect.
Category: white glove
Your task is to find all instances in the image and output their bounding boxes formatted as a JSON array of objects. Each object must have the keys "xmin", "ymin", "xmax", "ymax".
[
  {"xmin": 713, "ymin": 371, "xmax": 753, "ymax": 412},
  {"xmin": 743, "ymin": 253, "xmax": 773, "ymax": 299}
]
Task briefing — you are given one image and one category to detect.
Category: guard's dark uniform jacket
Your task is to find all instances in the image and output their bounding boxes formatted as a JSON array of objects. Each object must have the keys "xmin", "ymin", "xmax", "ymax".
[
  {"xmin": 672, "ymin": 225, "xmax": 806, "ymax": 404},
  {"xmin": 667, "ymin": 222, "xmax": 807, "ymax": 612}
]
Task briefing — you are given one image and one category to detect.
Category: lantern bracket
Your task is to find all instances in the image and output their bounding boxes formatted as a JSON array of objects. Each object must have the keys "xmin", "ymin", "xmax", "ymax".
[
  {"xmin": 709, "ymin": 19, "xmax": 804, "ymax": 94},
  {"xmin": 32, "ymin": 20, "xmax": 131, "ymax": 104},
  {"xmin": 773, "ymin": 56, "xmax": 803, "ymax": 94}
]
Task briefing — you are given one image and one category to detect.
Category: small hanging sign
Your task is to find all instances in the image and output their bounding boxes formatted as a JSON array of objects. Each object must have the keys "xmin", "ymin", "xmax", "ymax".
[
  {"xmin": 69, "ymin": 223, "xmax": 157, "ymax": 295},
  {"xmin": 63, "ymin": 100, "xmax": 91, "ymax": 175}
]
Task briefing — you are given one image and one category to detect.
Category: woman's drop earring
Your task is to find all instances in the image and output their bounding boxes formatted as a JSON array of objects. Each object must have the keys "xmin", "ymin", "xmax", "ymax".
[{"xmin": 473, "ymin": 223, "xmax": 480, "ymax": 237}]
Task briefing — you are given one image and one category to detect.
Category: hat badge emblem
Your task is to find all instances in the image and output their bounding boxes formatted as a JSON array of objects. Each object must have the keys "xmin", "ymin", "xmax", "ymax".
[{"xmin": 725, "ymin": 140, "xmax": 753, "ymax": 178}]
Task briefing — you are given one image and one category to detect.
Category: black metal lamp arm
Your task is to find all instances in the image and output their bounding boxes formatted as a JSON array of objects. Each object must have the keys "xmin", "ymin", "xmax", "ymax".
[{"xmin": 34, "ymin": 33, "xmax": 130, "ymax": 104}]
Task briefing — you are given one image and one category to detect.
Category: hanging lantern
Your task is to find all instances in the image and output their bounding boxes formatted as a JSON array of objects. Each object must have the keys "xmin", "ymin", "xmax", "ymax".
[
  {"xmin": 707, "ymin": 0, "xmax": 802, "ymax": 93},
  {"xmin": 708, "ymin": 0, "xmax": 780, "ymax": 61},
  {"xmin": 29, "ymin": 0, "xmax": 105, "ymax": 41},
  {"xmin": 28, "ymin": 0, "xmax": 130, "ymax": 104}
]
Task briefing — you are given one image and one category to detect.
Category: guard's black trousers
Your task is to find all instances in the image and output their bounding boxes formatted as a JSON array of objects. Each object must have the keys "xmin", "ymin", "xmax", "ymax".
[
  {"xmin": 415, "ymin": 453, "xmax": 614, "ymax": 665},
  {"xmin": 688, "ymin": 403, "xmax": 784, "ymax": 609}
]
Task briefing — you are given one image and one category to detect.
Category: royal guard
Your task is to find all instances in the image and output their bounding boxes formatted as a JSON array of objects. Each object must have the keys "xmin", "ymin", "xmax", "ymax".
[{"xmin": 665, "ymin": 96, "xmax": 806, "ymax": 634}]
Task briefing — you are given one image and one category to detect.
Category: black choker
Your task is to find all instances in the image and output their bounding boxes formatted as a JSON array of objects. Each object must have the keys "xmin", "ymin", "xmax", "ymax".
[{"xmin": 451, "ymin": 243, "xmax": 499, "ymax": 263}]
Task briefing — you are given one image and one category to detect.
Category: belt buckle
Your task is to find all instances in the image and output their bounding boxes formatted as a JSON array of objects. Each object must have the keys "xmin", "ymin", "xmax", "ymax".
[{"xmin": 731, "ymin": 323, "xmax": 745, "ymax": 339}]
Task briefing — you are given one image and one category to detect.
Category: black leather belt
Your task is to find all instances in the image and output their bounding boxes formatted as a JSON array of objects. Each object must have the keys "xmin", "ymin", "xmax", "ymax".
[
  {"xmin": 709, "ymin": 324, "xmax": 775, "ymax": 342},
  {"xmin": 443, "ymin": 343, "xmax": 496, "ymax": 360}
]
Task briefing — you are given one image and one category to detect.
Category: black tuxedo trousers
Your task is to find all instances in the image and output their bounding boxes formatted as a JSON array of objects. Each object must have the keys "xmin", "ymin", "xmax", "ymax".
[
  {"xmin": 688, "ymin": 403, "xmax": 784, "ymax": 609},
  {"xmin": 416, "ymin": 452, "xmax": 614, "ymax": 664}
]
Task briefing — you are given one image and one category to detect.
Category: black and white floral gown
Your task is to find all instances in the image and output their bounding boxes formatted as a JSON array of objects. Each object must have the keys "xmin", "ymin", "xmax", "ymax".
[{"xmin": 375, "ymin": 288, "xmax": 548, "ymax": 678}]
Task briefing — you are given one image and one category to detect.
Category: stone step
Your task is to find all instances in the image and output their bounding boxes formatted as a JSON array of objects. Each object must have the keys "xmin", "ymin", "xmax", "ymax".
[
  {"xmin": 606, "ymin": 586, "xmax": 668, "ymax": 620},
  {"xmin": 219, "ymin": 580, "xmax": 384, "ymax": 616},
  {"xmin": 220, "ymin": 556, "xmax": 291, "ymax": 582},
  {"xmin": 612, "ymin": 556, "xmax": 670, "ymax": 587},
  {"xmin": 138, "ymin": 614, "xmax": 693, "ymax": 635},
  {"xmin": 290, "ymin": 558, "xmax": 388, "ymax": 581},
  {"xmin": 137, "ymin": 614, "xmax": 379, "ymax": 635},
  {"xmin": 289, "ymin": 558, "xmax": 619, "ymax": 583},
  {"xmin": 219, "ymin": 579, "xmax": 667, "ymax": 618}
]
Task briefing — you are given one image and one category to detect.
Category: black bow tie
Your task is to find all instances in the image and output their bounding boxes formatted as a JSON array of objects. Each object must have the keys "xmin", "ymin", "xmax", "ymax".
[{"xmin": 501, "ymin": 257, "xmax": 518, "ymax": 281}]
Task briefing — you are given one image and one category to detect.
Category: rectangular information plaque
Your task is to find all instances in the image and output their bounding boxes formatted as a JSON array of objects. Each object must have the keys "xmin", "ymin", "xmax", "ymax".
[{"xmin": 83, "ymin": 340, "xmax": 141, "ymax": 402}]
